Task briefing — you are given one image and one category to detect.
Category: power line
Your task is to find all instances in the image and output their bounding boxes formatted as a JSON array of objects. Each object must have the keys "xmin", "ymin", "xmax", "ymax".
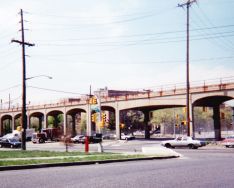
[
  {"xmin": 190, "ymin": 6, "xmax": 234, "ymax": 52},
  {"xmin": 30, "ymin": 55, "xmax": 234, "ymax": 65},
  {"xmin": 36, "ymin": 30, "xmax": 234, "ymax": 47},
  {"xmin": 35, "ymin": 24, "xmax": 234, "ymax": 43},
  {"xmin": 0, "ymin": 84, "xmax": 21, "ymax": 92},
  {"xmin": 197, "ymin": 5, "xmax": 234, "ymax": 49},
  {"xmin": 28, "ymin": 85, "xmax": 86, "ymax": 95}
]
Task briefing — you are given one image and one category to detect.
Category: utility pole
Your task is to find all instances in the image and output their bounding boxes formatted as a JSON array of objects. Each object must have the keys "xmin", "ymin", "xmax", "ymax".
[
  {"xmin": 8, "ymin": 94, "xmax": 10, "ymax": 109},
  {"xmin": 11, "ymin": 9, "xmax": 35, "ymax": 150},
  {"xmin": 178, "ymin": 0, "xmax": 196, "ymax": 136}
]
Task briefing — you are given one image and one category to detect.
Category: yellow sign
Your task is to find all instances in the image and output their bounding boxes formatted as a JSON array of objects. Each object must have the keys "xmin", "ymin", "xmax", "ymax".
[{"xmin": 98, "ymin": 121, "xmax": 104, "ymax": 128}]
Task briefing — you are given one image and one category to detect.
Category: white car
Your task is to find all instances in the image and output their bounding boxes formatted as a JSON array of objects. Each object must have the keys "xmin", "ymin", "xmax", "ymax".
[
  {"xmin": 222, "ymin": 135, "xmax": 234, "ymax": 148},
  {"xmin": 161, "ymin": 136, "xmax": 202, "ymax": 149},
  {"xmin": 71, "ymin": 135, "xmax": 85, "ymax": 143},
  {"xmin": 121, "ymin": 133, "xmax": 135, "ymax": 140}
]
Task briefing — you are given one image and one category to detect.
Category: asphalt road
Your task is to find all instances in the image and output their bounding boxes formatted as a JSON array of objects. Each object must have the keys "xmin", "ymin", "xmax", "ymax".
[{"xmin": 1, "ymin": 144, "xmax": 234, "ymax": 188}]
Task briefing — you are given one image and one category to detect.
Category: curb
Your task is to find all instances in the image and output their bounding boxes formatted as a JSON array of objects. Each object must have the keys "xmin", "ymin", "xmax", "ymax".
[{"xmin": 0, "ymin": 155, "xmax": 178, "ymax": 171}]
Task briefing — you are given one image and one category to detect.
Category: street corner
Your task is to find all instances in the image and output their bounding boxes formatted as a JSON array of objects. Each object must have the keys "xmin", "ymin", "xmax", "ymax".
[{"xmin": 141, "ymin": 145, "xmax": 181, "ymax": 158}]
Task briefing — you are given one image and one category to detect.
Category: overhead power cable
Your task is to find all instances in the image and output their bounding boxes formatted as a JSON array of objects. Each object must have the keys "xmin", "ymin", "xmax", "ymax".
[
  {"xmin": 28, "ymin": 85, "xmax": 86, "ymax": 95},
  {"xmin": 35, "ymin": 24, "xmax": 234, "ymax": 42}
]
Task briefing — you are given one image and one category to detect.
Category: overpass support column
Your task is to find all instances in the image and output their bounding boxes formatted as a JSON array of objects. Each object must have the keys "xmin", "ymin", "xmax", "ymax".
[
  {"xmin": 213, "ymin": 106, "xmax": 221, "ymax": 140},
  {"xmin": 12, "ymin": 116, "xmax": 15, "ymax": 131},
  {"xmin": 115, "ymin": 109, "xmax": 120, "ymax": 140},
  {"xmin": 27, "ymin": 114, "xmax": 30, "ymax": 129},
  {"xmin": 71, "ymin": 114, "xmax": 77, "ymax": 137},
  {"xmin": 0, "ymin": 117, "xmax": 2, "ymax": 136},
  {"xmin": 63, "ymin": 113, "xmax": 67, "ymax": 136},
  {"xmin": 143, "ymin": 110, "xmax": 150, "ymax": 139},
  {"xmin": 44, "ymin": 113, "xmax": 47, "ymax": 129},
  {"xmin": 38, "ymin": 116, "xmax": 43, "ymax": 132}
]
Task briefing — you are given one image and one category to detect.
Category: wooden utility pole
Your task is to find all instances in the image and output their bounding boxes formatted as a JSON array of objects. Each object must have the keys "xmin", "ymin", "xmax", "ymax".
[
  {"xmin": 178, "ymin": 0, "xmax": 196, "ymax": 136},
  {"xmin": 11, "ymin": 9, "xmax": 35, "ymax": 150}
]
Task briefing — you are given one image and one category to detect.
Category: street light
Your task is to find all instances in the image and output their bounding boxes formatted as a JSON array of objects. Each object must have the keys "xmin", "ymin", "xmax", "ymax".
[
  {"xmin": 26, "ymin": 75, "xmax": 53, "ymax": 80},
  {"xmin": 21, "ymin": 74, "xmax": 52, "ymax": 150}
]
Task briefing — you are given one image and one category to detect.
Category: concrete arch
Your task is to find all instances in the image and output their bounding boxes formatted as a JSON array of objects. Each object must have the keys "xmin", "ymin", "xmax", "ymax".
[
  {"xmin": 193, "ymin": 95, "xmax": 233, "ymax": 107},
  {"xmin": 192, "ymin": 95, "xmax": 234, "ymax": 140},
  {"xmin": 101, "ymin": 105, "xmax": 115, "ymax": 112},
  {"xmin": 66, "ymin": 108, "xmax": 86, "ymax": 136},
  {"xmin": 120, "ymin": 104, "xmax": 185, "ymax": 111},
  {"xmin": 1, "ymin": 114, "xmax": 13, "ymax": 121},
  {"xmin": 13, "ymin": 113, "xmax": 22, "ymax": 130},
  {"xmin": 47, "ymin": 110, "xmax": 64, "ymax": 117},
  {"xmin": 29, "ymin": 112, "xmax": 44, "ymax": 131},
  {"xmin": 46, "ymin": 110, "xmax": 64, "ymax": 131},
  {"xmin": 66, "ymin": 108, "xmax": 86, "ymax": 115},
  {"xmin": 0, "ymin": 114, "xmax": 13, "ymax": 136}
]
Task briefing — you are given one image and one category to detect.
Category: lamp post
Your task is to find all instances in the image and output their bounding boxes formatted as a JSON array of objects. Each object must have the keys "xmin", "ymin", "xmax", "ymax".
[
  {"xmin": 21, "ymin": 74, "xmax": 52, "ymax": 150},
  {"xmin": 26, "ymin": 75, "xmax": 53, "ymax": 80}
]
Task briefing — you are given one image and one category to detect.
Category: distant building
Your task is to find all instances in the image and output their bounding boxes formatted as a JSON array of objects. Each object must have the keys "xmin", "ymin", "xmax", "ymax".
[{"xmin": 94, "ymin": 87, "xmax": 145, "ymax": 97}]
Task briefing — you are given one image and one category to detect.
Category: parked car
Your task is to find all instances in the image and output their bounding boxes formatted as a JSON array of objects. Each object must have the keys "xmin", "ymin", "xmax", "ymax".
[
  {"xmin": 80, "ymin": 133, "xmax": 102, "ymax": 144},
  {"xmin": 222, "ymin": 135, "xmax": 234, "ymax": 148},
  {"xmin": 71, "ymin": 135, "xmax": 85, "ymax": 143},
  {"xmin": 161, "ymin": 136, "xmax": 202, "ymax": 149},
  {"xmin": 102, "ymin": 133, "xmax": 116, "ymax": 140},
  {"xmin": 0, "ymin": 138, "xmax": 22, "ymax": 148},
  {"xmin": 121, "ymin": 133, "xmax": 135, "ymax": 140}
]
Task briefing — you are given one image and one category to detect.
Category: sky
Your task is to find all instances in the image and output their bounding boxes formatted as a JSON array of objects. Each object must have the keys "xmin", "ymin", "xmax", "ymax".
[{"xmin": 0, "ymin": 0, "xmax": 234, "ymax": 108}]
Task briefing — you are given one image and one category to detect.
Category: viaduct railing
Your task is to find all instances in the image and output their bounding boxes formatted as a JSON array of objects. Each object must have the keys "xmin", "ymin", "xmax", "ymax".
[{"xmin": 1, "ymin": 77, "xmax": 234, "ymax": 113}]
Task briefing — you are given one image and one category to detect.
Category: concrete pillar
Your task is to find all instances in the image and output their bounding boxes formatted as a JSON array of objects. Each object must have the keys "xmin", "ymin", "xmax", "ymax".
[
  {"xmin": 71, "ymin": 114, "xmax": 77, "ymax": 137},
  {"xmin": 12, "ymin": 116, "xmax": 15, "ymax": 131},
  {"xmin": 27, "ymin": 114, "xmax": 30, "ymax": 129},
  {"xmin": 54, "ymin": 116, "xmax": 59, "ymax": 127},
  {"xmin": 115, "ymin": 109, "xmax": 120, "ymax": 140},
  {"xmin": 38, "ymin": 116, "xmax": 43, "ymax": 132},
  {"xmin": 44, "ymin": 113, "xmax": 47, "ymax": 128},
  {"xmin": 63, "ymin": 113, "xmax": 67, "ymax": 136},
  {"xmin": 0, "ymin": 116, "xmax": 2, "ymax": 136},
  {"xmin": 213, "ymin": 106, "xmax": 221, "ymax": 140},
  {"xmin": 143, "ymin": 111, "xmax": 150, "ymax": 139}
]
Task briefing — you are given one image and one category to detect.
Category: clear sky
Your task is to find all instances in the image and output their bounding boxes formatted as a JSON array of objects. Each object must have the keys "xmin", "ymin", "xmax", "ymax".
[{"xmin": 0, "ymin": 0, "xmax": 234, "ymax": 107}]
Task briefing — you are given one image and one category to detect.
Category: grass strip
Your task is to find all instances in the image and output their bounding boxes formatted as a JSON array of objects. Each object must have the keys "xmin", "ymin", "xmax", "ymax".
[
  {"xmin": 0, "ymin": 154, "xmax": 145, "ymax": 166},
  {"xmin": 0, "ymin": 150, "xmax": 106, "ymax": 158}
]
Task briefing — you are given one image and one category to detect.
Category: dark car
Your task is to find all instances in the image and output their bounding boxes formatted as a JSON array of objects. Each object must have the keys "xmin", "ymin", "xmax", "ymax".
[
  {"xmin": 81, "ymin": 133, "xmax": 102, "ymax": 144},
  {"xmin": 0, "ymin": 138, "xmax": 22, "ymax": 148}
]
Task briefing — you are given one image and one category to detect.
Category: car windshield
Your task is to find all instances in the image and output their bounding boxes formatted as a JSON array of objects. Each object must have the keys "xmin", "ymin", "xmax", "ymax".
[
  {"xmin": 3, "ymin": 134, "xmax": 12, "ymax": 138},
  {"xmin": 9, "ymin": 138, "xmax": 18, "ymax": 142}
]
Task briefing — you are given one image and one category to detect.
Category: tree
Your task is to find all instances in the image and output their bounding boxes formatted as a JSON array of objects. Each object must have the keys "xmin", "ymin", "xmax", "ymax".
[{"xmin": 121, "ymin": 110, "xmax": 144, "ymax": 133}]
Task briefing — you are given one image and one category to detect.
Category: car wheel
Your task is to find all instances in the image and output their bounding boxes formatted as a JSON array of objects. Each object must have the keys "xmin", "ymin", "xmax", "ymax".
[
  {"xmin": 165, "ymin": 143, "xmax": 171, "ymax": 148},
  {"xmin": 39, "ymin": 138, "xmax": 44, "ymax": 143},
  {"xmin": 188, "ymin": 144, "xmax": 197, "ymax": 149},
  {"xmin": 225, "ymin": 145, "xmax": 230, "ymax": 148}
]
